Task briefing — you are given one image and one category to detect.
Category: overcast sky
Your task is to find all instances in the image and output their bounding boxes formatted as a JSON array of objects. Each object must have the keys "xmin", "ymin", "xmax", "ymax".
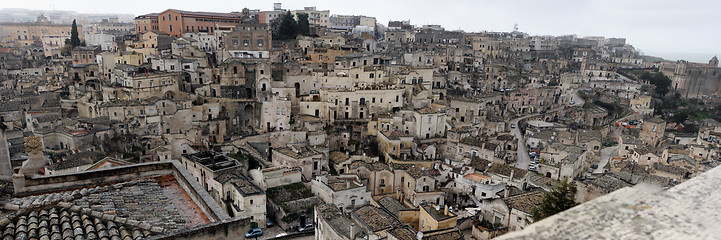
[{"xmin": 3, "ymin": 0, "xmax": 719, "ymax": 63}]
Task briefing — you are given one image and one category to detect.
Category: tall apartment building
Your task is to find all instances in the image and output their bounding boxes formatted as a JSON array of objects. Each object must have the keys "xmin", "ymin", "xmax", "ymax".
[
  {"xmin": 134, "ymin": 13, "xmax": 159, "ymax": 33},
  {"xmin": 135, "ymin": 9, "xmax": 242, "ymax": 37},
  {"xmin": 291, "ymin": 7, "xmax": 331, "ymax": 27}
]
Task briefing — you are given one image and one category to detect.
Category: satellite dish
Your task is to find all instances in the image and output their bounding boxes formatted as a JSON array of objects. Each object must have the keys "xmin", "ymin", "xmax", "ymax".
[
  {"xmin": 416, "ymin": 231, "xmax": 424, "ymax": 240},
  {"xmin": 435, "ymin": 205, "xmax": 440, "ymax": 211}
]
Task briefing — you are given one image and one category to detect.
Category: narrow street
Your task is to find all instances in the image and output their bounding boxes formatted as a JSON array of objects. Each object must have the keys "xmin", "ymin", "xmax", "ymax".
[
  {"xmin": 595, "ymin": 127, "xmax": 622, "ymax": 173},
  {"xmin": 511, "ymin": 91, "xmax": 585, "ymax": 170}
]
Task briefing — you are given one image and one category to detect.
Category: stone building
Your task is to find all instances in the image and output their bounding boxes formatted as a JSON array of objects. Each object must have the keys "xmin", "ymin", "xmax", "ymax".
[
  {"xmin": 312, "ymin": 175, "xmax": 372, "ymax": 212},
  {"xmin": 0, "ymin": 16, "xmax": 81, "ymax": 47},
  {"xmin": 272, "ymin": 146, "xmax": 326, "ymax": 181},
  {"xmin": 639, "ymin": 118, "xmax": 666, "ymax": 148},
  {"xmin": 419, "ymin": 203, "xmax": 457, "ymax": 231}
]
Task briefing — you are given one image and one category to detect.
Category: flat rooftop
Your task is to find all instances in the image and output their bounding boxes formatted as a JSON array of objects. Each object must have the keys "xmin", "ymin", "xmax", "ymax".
[
  {"xmin": 184, "ymin": 151, "xmax": 241, "ymax": 171},
  {"xmin": 326, "ymin": 178, "xmax": 364, "ymax": 191}
]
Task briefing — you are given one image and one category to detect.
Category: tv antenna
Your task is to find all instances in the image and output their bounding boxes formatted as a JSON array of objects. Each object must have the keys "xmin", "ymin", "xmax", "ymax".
[{"xmin": 513, "ymin": 23, "xmax": 518, "ymax": 32}]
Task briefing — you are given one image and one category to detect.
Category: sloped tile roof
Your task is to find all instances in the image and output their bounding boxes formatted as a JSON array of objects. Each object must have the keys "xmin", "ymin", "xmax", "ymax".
[
  {"xmin": 1, "ymin": 176, "xmax": 211, "ymax": 239},
  {"xmin": 1, "ymin": 206, "xmax": 153, "ymax": 240},
  {"xmin": 503, "ymin": 191, "xmax": 545, "ymax": 214},
  {"xmin": 353, "ymin": 205, "xmax": 399, "ymax": 232}
]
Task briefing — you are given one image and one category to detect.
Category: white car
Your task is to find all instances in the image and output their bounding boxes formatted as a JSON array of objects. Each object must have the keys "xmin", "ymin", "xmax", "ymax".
[{"xmin": 510, "ymin": 123, "xmax": 516, "ymax": 128}]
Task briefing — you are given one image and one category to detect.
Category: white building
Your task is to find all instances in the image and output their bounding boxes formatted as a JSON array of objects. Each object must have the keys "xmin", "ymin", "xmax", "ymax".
[
  {"xmin": 311, "ymin": 175, "xmax": 371, "ymax": 212},
  {"xmin": 260, "ymin": 96, "xmax": 291, "ymax": 132},
  {"xmin": 183, "ymin": 32, "xmax": 219, "ymax": 52},
  {"xmin": 85, "ymin": 33, "xmax": 115, "ymax": 51},
  {"xmin": 292, "ymin": 7, "xmax": 331, "ymax": 27}
]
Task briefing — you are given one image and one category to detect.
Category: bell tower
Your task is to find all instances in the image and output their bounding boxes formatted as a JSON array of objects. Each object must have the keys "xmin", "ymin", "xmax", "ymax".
[{"xmin": 709, "ymin": 56, "xmax": 719, "ymax": 68}]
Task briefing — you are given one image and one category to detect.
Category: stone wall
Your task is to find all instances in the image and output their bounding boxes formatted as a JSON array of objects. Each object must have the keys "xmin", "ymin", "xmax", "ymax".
[
  {"xmin": 15, "ymin": 161, "xmax": 175, "ymax": 195},
  {"xmin": 147, "ymin": 217, "xmax": 251, "ymax": 240},
  {"xmin": 498, "ymin": 165, "xmax": 721, "ymax": 239}
]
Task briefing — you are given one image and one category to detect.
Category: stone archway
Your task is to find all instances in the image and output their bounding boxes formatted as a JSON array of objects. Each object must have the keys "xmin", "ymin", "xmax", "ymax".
[
  {"xmin": 242, "ymin": 104, "xmax": 255, "ymax": 129},
  {"xmin": 164, "ymin": 90, "xmax": 176, "ymax": 99}
]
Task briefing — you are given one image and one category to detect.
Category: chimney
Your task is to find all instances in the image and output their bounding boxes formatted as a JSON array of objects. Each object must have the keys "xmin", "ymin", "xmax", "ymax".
[
  {"xmin": 349, "ymin": 223, "xmax": 355, "ymax": 239},
  {"xmin": 443, "ymin": 205, "xmax": 449, "ymax": 216},
  {"xmin": 504, "ymin": 186, "xmax": 509, "ymax": 198},
  {"xmin": 509, "ymin": 169, "xmax": 515, "ymax": 182},
  {"xmin": 575, "ymin": 130, "xmax": 580, "ymax": 145}
]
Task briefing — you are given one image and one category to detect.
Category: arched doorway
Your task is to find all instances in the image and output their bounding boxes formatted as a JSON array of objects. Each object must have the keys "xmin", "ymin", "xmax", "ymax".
[
  {"xmin": 164, "ymin": 91, "xmax": 176, "ymax": 99},
  {"xmin": 243, "ymin": 104, "xmax": 254, "ymax": 128},
  {"xmin": 545, "ymin": 172, "xmax": 552, "ymax": 178}
]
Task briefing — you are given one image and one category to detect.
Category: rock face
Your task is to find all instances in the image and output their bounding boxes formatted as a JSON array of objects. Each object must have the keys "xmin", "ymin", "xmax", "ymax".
[{"xmin": 19, "ymin": 136, "xmax": 46, "ymax": 177}]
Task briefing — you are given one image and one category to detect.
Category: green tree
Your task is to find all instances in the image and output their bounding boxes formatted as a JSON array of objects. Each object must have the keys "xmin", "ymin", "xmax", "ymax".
[
  {"xmin": 671, "ymin": 110, "xmax": 689, "ymax": 123},
  {"xmin": 639, "ymin": 71, "xmax": 672, "ymax": 96},
  {"xmin": 296, "ymin": 13, "xmax": 310, "ymax": 36},
  {"xmin": 271, "ymin": 12, "xmax": 297, "ymax": 40},
  {"xmin": 70, "ymin": 19, "xmax": 80, "ymax": 47},
  {"xmin": 60, "ymin": 38, "xmax": 73, "ymax": 56},
  {"xmin": 530, "ymin": 178, "xmax": 578, "ymax": 222}
]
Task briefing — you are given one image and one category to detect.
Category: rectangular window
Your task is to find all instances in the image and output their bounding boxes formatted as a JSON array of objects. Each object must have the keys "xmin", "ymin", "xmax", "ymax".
[
  {"xmin": 232, "ymin": 38, "xmax": 239, "ymax": 45},
  {"xmin": 169, "ymin": 25, "xmax": 173, "ymax": 32},
  {"xmin": 257, "ymin": 39, "xmax": 264, "ymax": 46}
]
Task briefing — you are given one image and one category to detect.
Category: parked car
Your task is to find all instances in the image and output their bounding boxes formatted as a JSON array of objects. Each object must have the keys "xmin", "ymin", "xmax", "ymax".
[
  {"xmin": 528, "ymin": 165, "xmax": 539, "ymax": 172},
  {"xmin": 564, "ymin": 105, "xmax": 570, "ymax": 109},
  {"xmin": 297, "ymin": 223, "xmax": 314, "ymax": 232},
  {"xmin": 570, "ymin": 101, "xmax": 576, "ymax": 105},
  {"xmin": 591, "ymin": 164, "xmax": 599, "ymax": 169},
  {"xmin": 510, "ymin": 123, "xmax": 516, "ymax": 128},
  {"xmin": 266, "ymin": 217, "xmax": 274, "ymax": 227},
  {"xmin": 245, "ymin": 228, "xmax": 263, "ymax": 238},
  {"xmin": 540, "ymin": 110, "xmax": 547, "ymax": 114}
]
